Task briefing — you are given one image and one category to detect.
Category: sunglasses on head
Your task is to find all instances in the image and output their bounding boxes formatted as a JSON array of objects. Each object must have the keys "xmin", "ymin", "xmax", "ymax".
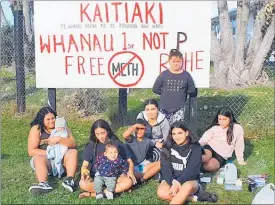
[{"xmin": 136, "ymin": 127, "xmax": 145, "ymax": 130}]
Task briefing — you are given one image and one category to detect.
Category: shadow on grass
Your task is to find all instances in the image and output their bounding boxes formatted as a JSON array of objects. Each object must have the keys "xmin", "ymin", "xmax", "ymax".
[
  {"xmin": 230, "ymin": 139, "xmax": 254, "ymax": 162},
  {"xmin": 1, "ymin": 153, "xmax": 9, "ymax": 160}
]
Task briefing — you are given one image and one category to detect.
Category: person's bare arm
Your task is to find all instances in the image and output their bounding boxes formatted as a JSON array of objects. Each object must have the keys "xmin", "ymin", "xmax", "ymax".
[
  {"xmin": 47, "ymin": 127, "xmax": 77, "ymax": 148},
  {"xmin": 126, "ymin": 158, "xmax": 137, "ymax": 184},
  {"xmin": 28, "ymin": 125, "xmax": 46, "ymax": 157},
  {"xmin": 81, "ymin": 160, "xmax": 91, "ymax": 181},
  {"xmin": 122, "ymin": 124, "xmax": 138, "ymax": 141}
]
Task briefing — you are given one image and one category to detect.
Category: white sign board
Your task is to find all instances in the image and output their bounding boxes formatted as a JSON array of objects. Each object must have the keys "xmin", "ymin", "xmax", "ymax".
[{"xmin": 34, "ymin": 1, "xmax": 211, "ymax": 88}]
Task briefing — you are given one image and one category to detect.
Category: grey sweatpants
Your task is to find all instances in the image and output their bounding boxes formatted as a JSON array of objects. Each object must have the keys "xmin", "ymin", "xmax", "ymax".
[{"xmin": 94, "ymin": 175, "xmax": 117, "ymax": 194}]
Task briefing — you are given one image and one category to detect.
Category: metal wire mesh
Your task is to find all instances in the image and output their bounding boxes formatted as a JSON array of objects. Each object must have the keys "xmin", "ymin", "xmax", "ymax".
[{"xmin": 1, "ymin": 1, "xmax": 274, "ymax": 137}]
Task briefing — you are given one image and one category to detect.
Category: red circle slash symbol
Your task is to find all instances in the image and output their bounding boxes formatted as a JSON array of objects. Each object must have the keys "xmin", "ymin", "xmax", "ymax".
[{"xmin": 108, "ymin": 51, "xmax": 145, "ymax": 87}]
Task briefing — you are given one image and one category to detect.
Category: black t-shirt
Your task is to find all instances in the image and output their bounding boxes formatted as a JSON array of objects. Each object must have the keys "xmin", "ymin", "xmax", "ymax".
[{"xmin": 83, "ymin": 138, "xmax": 131, "ymax": 176}]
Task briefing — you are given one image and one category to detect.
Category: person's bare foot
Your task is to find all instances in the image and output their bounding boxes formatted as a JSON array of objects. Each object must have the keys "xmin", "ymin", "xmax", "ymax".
[{"xmin": 79, "ymin": 192, "xmax": 95, "ymax": 198}]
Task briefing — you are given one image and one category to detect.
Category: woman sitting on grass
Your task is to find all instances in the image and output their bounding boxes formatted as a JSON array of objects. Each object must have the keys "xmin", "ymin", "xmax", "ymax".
[
  {"xmin": 27, "ymin": 106, "xmax": 78, "ymax": 195},
  {"xmin": 79, "ymin": 119, "xmax": 136, "ymax": 198},
  {"xmin": 136, "ymin": 99, "xmax": 170, "ymax": 162},
  {"xmin": 199, "ymin": 107, "xmax": 247, "ymax": 172},
  {"xmin": 157, "ymin": 121, "xmax": 217, "ymax": 204}
]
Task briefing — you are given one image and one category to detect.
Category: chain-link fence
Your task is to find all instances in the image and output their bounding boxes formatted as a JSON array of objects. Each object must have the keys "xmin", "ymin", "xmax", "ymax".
[{"xmin": 1, "ymin": 1, "xmax": 274, "ymax": 138}]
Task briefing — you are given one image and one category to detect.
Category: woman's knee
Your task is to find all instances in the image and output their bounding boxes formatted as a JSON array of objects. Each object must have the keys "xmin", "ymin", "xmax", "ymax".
[
  {"xmin": 182, "ymin": 181, "xmax": 197, "ymax": 191},
  {"xmin": 66, "ymin": 149, "xmax": 78, "ymax": 157},
  {"xmin": 157, "ymin": 188, "xmax": 169, "ymax": 200},
  {"xmin": 115, "ymin": 176, "xmax": 133, "ymax": 192},
  {"xmin": 203, "ymin": 160, "xmax": 220, "ymax": 172},
  {"xmin": 202, "ymin": 150, "xmax": 212, "ymax": 163},
  {"xmin": 79, "ymin": 179, "xmax": 92, "ymax": 191},
  {"xmin": 180, "ymin": 181, "xmax": 199, "ymax": 195},
  {"xmin": 121, "ymin": 176, "xmax": 133, "ymax": 187}
]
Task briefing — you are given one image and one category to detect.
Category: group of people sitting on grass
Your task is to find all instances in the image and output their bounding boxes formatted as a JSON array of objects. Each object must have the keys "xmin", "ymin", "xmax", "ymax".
[{"xmin": 27, "ymin": 48, "xmax": 247, "ymax": 204}]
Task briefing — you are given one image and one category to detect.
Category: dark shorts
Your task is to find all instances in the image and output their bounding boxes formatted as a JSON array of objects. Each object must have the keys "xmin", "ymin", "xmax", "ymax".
[{"xmin": 203, "ymin": 145, "xmax": 226, "ymax": 167}]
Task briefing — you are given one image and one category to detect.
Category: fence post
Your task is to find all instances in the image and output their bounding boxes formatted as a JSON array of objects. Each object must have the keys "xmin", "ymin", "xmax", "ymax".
[
  {"xmin": 118, "ymin": 88, "xmax": 127, "ymax": 124},
  {"xmin": 48, "ymin": 88, "xmax": 56, "ymax": 111},
  {"xmin": 188, "ymin": 88, "xmax": 198, "ymax": 139},
  {"xmin": 14, "ymin": 1, "xmax": 26, "ymax": 113}
]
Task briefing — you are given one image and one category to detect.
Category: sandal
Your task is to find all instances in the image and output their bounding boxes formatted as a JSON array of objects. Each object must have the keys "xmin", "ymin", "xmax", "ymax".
[{"xmin": 79, "ymin": 192, "xmax": 94, "ymax": 199}]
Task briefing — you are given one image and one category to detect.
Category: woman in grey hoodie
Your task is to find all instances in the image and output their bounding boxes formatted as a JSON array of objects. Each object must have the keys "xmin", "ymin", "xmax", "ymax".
[{"xmin": 136, "ymin": 99, "xmax": 170, "ymax": 162}]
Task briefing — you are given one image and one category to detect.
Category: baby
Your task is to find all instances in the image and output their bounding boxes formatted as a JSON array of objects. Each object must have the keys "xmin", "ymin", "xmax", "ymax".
[
  {"xmin": 49, "ymin": 116, "xmax": 68, "ymax": 156},
  {"xmin": 46, "ymin": 116, "xmax": 69, "ymax": 178},
  {"xmin": 94, "ymin": 143, "xmax": 129, "ymax": 200}
]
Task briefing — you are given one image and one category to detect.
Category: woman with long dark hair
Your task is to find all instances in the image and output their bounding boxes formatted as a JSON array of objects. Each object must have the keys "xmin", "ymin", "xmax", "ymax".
[
  {"xmin": 157, "ymin": 121, "xmax": 209, "ymax": 204},
  {"xmin": 79, "ymin": 119, "xmax": 136, "ymax": 198},
  {"xmin": 199, "ymin": 107, "xmax": 247, "ymax": 172},
  {"xmin": 28, "ymin": 106, "xmax": 78, "ymax": 195}
]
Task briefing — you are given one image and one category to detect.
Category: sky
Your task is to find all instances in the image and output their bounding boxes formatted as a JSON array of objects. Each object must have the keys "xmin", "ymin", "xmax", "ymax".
[{"xmin": 1, "ymin": 1, "xmax": 237, "ymax": 25}]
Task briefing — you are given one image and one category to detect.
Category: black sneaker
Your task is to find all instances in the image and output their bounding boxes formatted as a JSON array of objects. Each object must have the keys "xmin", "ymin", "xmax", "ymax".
[
  {"xmin": 29, "ymin": 182, "xmax": 53, "ymax": 195},
  {"xmin": 62, "ymin": 177, "xmax": 76, "ymax": 192},
  {"xmin": 196, "ymin": 188, "xmax": 218, "ymax": 202}
]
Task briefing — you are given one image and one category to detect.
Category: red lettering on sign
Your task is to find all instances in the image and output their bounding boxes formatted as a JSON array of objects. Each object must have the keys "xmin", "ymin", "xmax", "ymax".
[
  {"xmin": 65, "ymin": 56, "xmax": 73, "ymax": 75},
  {"xmin": 68, "ymin": 34, "xmax": 79, "ymax": 53},
  {"xmin": 40, "ymin": 35, "xmax": 51, "ymax": 53},
  {"xmin": 80, "ymin": 34, "xmax": 91, "ymax": 51},
  {"xmin": 111, "ymin": 2, "xmax": 122, "ymax": 22},
  {"xmin": 53, "ymin": 35, "xmax": 65, "ymax": 53},
  {"xmin": 77, "ymin": 56, "xmax": 86, "ymax": 74},
  {"xmin": 159, "ymin": 51, "xmax": 205, "ymax": 73},
  {"xmin": 40, "ymin": 34, "xmax": 113, "ymax": 53},
  {"xmin": 80, "ymin": 2, "xmax": 163, "ymax": 24},
  {"xmin": 98, "ymin": 57, "xmax": 105, "ymax": 75},
  {"xmin": 143, "ymin": 32, "xmax": 169, "ymax": 50},
  {"xmin": 184, "ymin": 52, "xmax": 193, "ymax": 71},
  {"xmin": 159, "ymin": 53, "xmax": 169, "ymax": 73},
  {"xmin": 131, "ymin": 2, "xmax": 142, "ymax": 23},
  {"xmin": 196, "ymin": 51, "xmax": 204, "ymax": 69},
  {"xmin": 65, "ymin": 56, "xmax": 106, "ymax": 75},
  {"xmin": 80, "ymin": 3, "xmax": 91, "ymax": 22},
  {"xmin": 93, "ymin": 3, "xmax": 103, "ymax": 22}
]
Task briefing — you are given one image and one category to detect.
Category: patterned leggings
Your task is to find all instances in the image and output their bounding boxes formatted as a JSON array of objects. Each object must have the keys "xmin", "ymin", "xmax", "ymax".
[{"xmin": 161, "ymin": 107, "xmax": 185, "ymax": 125}]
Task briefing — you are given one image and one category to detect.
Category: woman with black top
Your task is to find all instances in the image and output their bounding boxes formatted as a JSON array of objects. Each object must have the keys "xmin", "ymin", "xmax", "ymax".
[{"xmin": 79, "ymin": 119, "xmax": 136, "ymax": 198}]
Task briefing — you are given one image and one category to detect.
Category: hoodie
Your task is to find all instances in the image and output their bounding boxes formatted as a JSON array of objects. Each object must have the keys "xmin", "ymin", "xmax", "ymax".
[
  {"xmin": 136, "ymin": 111, "xmax": 170, "ymax": 143},
  {"xmin": 161, "ymin": 142, "xmax": 202, "ymax": 185}
]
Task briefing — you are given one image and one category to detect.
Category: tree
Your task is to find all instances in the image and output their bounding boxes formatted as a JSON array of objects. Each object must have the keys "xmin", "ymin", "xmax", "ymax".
[
  {"xmin": 211, "ymin": 0, "xmax": 275, "ymax": 86},
  {"xmin": 9, "ymin": 0, "xmax": 35, "ymax": 71}
]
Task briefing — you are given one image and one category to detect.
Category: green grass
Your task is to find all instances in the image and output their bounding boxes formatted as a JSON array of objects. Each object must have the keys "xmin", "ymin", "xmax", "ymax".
[
  {"xmin": 1, "ymin": 112, "xmax": 274, "ymax": 204},
  {"xmin": 1, "ymin": 86, "xmax": 274, "ymax": 204}
]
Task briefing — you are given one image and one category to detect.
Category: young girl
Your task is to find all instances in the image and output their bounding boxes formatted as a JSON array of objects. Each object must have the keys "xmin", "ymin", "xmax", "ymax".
[
  {"xmin": 153, "ymin": 49, "xmax": 196, "ymax": 124},
  {"xmin": 157, "ymin": 122, "xmax": 217, "ymax": 204},
  {"xmin": 136, "ymin": 99, "xmax": 170, "ymax": 162},
  {"xmin": 79, "ymin": 119, "xmax": 136, "ymax": 198},
  {"xmin": 123, "ymin": 119, "xmax": 161, "ymax": 184},
  {"xmin": 199, "ymin": 107, "xmax": 247, "ymax": 172}
]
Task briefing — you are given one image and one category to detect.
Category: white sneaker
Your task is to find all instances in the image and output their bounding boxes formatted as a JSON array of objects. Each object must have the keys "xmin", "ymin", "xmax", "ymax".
[
  {"xmin": 105, "ymin": 190, "xmax": 114, "ymax": 200},
  {"xmin": 96, "ymin": 193, "xmax": 104, "ymax": 200}
]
